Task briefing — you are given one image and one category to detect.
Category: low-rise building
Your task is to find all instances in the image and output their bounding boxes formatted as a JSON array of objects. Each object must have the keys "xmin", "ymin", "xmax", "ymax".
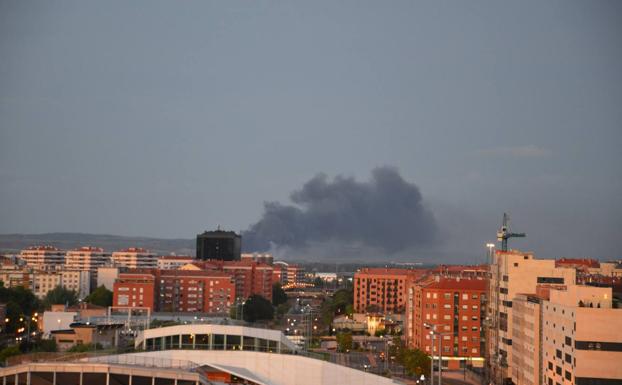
[{"xmin": 50, "ymin": 323, "xmax": 124, "ymax": 352}]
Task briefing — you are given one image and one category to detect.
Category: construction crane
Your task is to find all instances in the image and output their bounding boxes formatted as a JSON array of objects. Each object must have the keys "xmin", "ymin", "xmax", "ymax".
[{"xmin": 496, "ymin": 212, "xmax": 525, "ymax": 251}]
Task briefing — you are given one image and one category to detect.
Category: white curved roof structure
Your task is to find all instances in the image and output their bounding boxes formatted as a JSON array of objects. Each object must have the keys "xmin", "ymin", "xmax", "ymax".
[
  {"xmin": 136, "ymin": 324, "xmax": 299, "ymax": 352},
  {"xmin": 92, "ymin": 350, "xmax": 405, "ymax": 385}
]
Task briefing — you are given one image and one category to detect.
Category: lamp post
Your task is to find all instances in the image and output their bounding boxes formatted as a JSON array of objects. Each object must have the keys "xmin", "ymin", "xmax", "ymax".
[{"xmin": 424, "ymin": 323, "xmax": 452, "ymax": 385}]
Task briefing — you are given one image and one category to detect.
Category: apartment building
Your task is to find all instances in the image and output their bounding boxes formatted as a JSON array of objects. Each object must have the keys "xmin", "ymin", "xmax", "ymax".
[
  {"xmin": 354, "ymin": 268, "xmax": 426, "ymax": 314},
  {"xmin": 113, "ymin": 269, "xmax": 235, "ymax": 314},
  {"xmin": 33, "ymin": 270, "xmax": 90, "ymax": 299},
  {"xmin": 113, "ymin": 272, "xmax": 156, "ymax": 309},
  {"xmin": 158, "ymin": 270, "xmax": 235, "ymax": 313},
  {"xmin": 156, "ymin": 255, "xmax": 194, "ymax": 270},
  {"xmin": 0, "ymin": 265, "xmax": 33, "ymax": 289},
  {"xmin": 406, "ymin": 276, "xmax": 487, "ymax": 369},
  {"xmin": 65, "ymin": 246, "xmax": 111, "ymax": 288},
  {"xmin": 19, "ymin": 246, "xmax": 65, "ymax": 271},
  {"xmin": 542, "ymin": 285, "xmax": 622, "ymax": 385},
  {"xmin": 487, "ymin": 250, "xmax": 576, "ymax": 384},
  {"xmin": 241, "ymin": 253, "xmax": 274, "ymax": 265},
  {"xmin": 511, "ymin": 293, "xmax": 543, "ymax": 385},
  {"xmin": 111, "ymin": 248, "xmax": 157, "ymax": 269},
  {"xmin": 183, "ymin": 260, "xmax": 273, "ymax": 301}
]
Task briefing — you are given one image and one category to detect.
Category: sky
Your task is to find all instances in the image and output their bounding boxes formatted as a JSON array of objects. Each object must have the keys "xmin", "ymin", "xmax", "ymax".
[{"xmin": 1, "ymin": 1, "xmax": 621, "ymax": 262}]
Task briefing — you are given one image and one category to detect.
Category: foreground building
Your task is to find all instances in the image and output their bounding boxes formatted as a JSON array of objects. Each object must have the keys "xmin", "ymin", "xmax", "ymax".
[
  {"xmin": 541, "ymin": 285, "xmax": 622, "ymax": 385},
  {"xmin": 487, "ymin": 250, "xmax": 576, "ymax": 384},
  {"xmin": 510, "ymin": 293, "xmax": 544, "ymax": 385},
  {"xmin": 406, "ymin": 276, "xmax": 487, "ymax": 369},
  {"xmin": 0, "ymin": 324, "xmax": 403, "ymax": 385}
]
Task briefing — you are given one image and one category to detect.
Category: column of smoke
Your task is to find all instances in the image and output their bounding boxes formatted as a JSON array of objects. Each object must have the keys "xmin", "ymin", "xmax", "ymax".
[{"xmin": 242, "ymin": 166, "xmax": 439, "ymax": 259}]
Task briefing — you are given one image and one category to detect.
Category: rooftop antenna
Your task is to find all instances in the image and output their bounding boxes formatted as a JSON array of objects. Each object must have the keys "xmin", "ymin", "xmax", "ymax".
[{"xmin": 496, "ymin": 213, "xmax": 526, "ymax": 251}]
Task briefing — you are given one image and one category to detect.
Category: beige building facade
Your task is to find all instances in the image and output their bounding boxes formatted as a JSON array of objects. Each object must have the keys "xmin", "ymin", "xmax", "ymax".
[
  {"xmin": 487, "ymin": 250, "xmax": 576, "ymax": 384},
  {"xmin": 542, "ymin": 285, "xmax": 622, "ymax": 385},
  {"xmin": 111, "ymin": 248, "xmax": 157, "ymax": 269}
]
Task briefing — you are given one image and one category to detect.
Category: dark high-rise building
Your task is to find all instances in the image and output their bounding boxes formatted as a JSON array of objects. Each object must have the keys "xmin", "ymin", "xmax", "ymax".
[{"xmin": 196, "ymin": 229, "xmax": 241, "ymax": 261}]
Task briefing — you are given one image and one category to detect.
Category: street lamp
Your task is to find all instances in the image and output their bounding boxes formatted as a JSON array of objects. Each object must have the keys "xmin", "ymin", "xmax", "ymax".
[
  {"xmin": 486, "ymin": 243, "xmax": 495, "ymax": 264},
  {"xmin": 424, "ymin": 323, "xmax": 452, "ymax": 385}
]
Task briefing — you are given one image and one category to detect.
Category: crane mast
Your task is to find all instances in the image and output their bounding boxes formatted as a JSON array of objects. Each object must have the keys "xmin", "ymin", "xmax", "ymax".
[{"xmin": 496, "ymin": 212, "xmax": 525, "ymax": 251}]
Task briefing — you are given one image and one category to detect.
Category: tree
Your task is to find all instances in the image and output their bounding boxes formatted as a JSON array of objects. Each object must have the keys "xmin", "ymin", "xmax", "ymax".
[
  {"xmin": 336, "ymin": 331, "xmax": 353, "ymax": 352},
  {"xmin": 401, "ymin": 348, "xmax": 431, "ymax": 377},
  {"xmin": 84, "ymin": 286, "xmax": 113, "ymax": 307},
  {"xmin": 319, "ymin": 288, "xmax": 353, "ymax": 330},
  {"xmin": 43, "ymin": 286, "xmax": 78, "ymax": 308},
  {"xmin": 0, "ymin": 285, "xmax": 41, "ymax": 333},
  {"xmin": 272, "ymin": 283, "xmax": 287, "ymax": 306},
  {"xmin": 242, "ymin": 295, "xmax": 274, "ymax": 322}
]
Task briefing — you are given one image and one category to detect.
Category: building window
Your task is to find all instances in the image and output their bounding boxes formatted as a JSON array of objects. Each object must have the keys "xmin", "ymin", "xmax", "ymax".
[
  {"xmin": 564, "ymin": 371, "xmax": 571, "ymax": 381},
  {"xmin": 565, "ymin": 353, "xmax": 571, "ymax": 364}
]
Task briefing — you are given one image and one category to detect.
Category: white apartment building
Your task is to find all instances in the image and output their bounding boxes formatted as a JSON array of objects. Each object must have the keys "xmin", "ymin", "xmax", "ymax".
[
  {"xmin": 19, "ymin": 246, "xmax": 65, "ymax": 271},
  {"xmin": 487, "ymin": 250, "xmax": 576, "ymax": 385},
  {"xmin": 65, "ymin": 246, "xmax": 111, "ymax": 289},
  {"xmin": 241, "ymin": 253, "xmax": 274, "ymax": 265},
  {"xmin": 156, "ymin": 255, "xmax": 194, "ymax": 270},
  {"xmin": 542, "ymin": 285, "xmax": 622, "ymax": 385},
  {"xmin": 111, "ymin": 248, "xmax": 157, "ymax": 269},
  {"xmin": 65, "ymin": 246, "xmax": 111, "ymax": 272},
  {"xmin": 33, "ymin": 270, "xmax": 90, "ymax": 300}
]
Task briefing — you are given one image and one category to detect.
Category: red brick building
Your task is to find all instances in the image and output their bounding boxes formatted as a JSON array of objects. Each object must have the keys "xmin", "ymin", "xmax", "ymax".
[
  {"xmin": 113, "ymin": 272, "xmax": 156, "ymax": 309},
  {"xmin": 112, "ymin": 269, "xmax": 235, "ymax": 314},
  {"xmin": 406, "ymin": 276, "xmax": 487, "ymax": 369},
  {"xmin": 185, "ymin": 260, "xmax": 273, "ymax": 302},
  {"xmin": 353, "ymin": 268, "xmax": 426, "ymax": 314},
  {"xmin": 158, "ymin": 269, "xmax": 234, "ymax": 313}
]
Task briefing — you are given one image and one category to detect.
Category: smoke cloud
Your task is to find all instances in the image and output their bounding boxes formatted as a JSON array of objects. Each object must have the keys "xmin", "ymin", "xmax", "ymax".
[{"xmin": 243, "ymin": 167, "xmax": 438, "ymax": 258}]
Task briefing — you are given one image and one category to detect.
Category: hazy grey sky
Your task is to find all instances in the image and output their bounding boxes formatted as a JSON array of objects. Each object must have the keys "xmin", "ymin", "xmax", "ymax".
[{"xmin": 1, "ymin": 1, "xmax": 620, "ymax": 261}]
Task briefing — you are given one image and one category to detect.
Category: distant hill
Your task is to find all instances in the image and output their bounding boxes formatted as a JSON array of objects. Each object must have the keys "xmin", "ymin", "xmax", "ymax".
[{"xmin": 0, "ymin": 233, "xmax": 195, "ymax": 255}]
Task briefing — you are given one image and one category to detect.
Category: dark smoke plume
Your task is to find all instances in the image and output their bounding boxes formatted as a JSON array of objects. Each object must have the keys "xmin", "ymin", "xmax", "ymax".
[{"xmin": 243, "ymin": 167, "xmax": 438, "ymax": 257}]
